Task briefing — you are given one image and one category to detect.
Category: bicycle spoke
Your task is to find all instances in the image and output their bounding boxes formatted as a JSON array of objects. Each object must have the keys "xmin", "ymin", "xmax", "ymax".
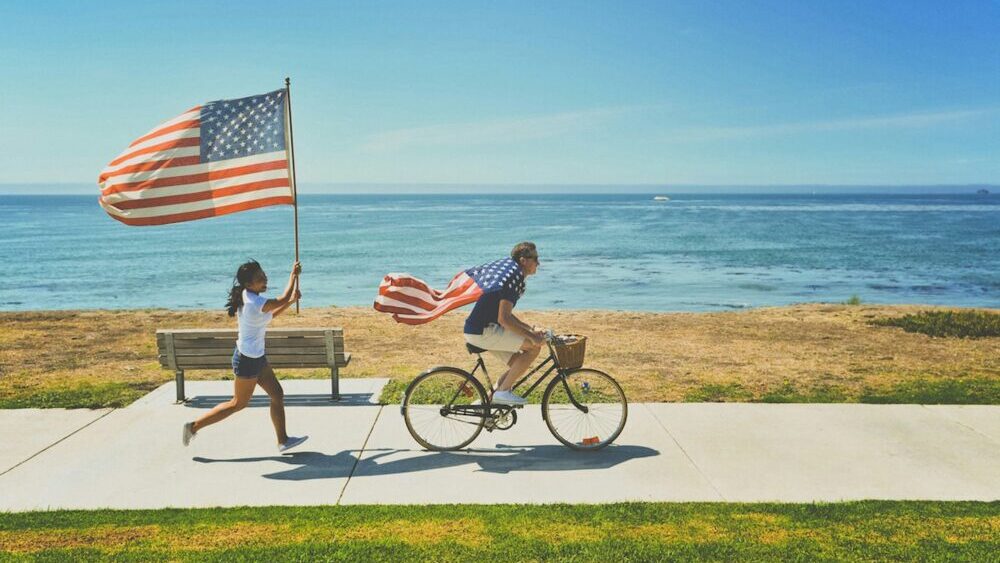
[
  {"xmin": 543, "ymin": 369, "xmax": 627, "ymax": 450},
  {"xmin": 403, "ymin": 369, "xmax": 487, "ymax": 451}
]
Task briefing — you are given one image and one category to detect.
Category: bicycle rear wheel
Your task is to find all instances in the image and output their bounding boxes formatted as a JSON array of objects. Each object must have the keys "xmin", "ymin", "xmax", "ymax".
[
  {"xmin": 542, "ymin": 368, "xmax": 627, "ymax": 450},
  {"xmin": 402, "ymin": 367, "xmax": 488, "ymax": 451}
]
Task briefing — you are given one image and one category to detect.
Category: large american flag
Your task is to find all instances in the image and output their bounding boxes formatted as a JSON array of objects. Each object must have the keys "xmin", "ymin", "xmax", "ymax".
[
  {"xmin": 98, "ymin": 89, "xmax": 293, "ymax": 226},
  {"xmin": 374, "ymin": 258, "xmax": 525, "ymax": 325}
]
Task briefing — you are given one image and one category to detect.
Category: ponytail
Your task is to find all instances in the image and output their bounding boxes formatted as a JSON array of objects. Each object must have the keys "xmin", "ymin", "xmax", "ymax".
[
  {"xmin": 225, "ymin": 286, "xmax": 243, "ymax": 317},
  {"xmin": 225, "ymin": 259, "xmax": 262, "ymax": 317}
]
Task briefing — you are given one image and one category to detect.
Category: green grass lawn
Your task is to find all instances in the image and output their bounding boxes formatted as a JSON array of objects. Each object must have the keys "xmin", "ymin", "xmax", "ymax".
[
  {"xmin": 3, "ymin": 372, "xmax": 996, "ymax": 410},
  {"xmin": 1, "ymin": 502, "xmax": 997, "ymax": 561},
  {"xmin": 0, "ymin": 381, "xmax": 157, "ymax": 410},
  {"xmin": 380, "ymin": 373, "xmax": 1000, "ymax": 406},
  {"xmin": 872, "ymin": 310, "xmax": 1000, "ymax": 338}
]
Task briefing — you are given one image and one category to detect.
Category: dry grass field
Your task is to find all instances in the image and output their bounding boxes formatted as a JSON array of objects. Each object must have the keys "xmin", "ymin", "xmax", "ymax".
[{"xmin": 1, "ymin": 304, "xmax": 997, "ymax": 407}]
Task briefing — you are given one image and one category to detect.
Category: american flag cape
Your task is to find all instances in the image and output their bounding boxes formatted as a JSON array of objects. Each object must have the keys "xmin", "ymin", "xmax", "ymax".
[
  {"xmin": 98, "ymin": 89, "xmax": 293, "ymax": 226},
  {"xmin": 374, "ymin": 258, "xmax": 525, "ymax": 325}
]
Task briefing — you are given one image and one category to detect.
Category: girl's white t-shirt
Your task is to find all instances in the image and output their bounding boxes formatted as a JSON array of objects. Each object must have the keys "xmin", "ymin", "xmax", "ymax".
[{"xmin": 236, "ymin": 289, "xmax": 273, "ymax": 358}]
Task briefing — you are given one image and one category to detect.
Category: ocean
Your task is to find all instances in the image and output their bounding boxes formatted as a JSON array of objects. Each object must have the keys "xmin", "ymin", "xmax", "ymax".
[{"xmin": 1, "ymin": 193, "xmax": 998, "ymax": 312}]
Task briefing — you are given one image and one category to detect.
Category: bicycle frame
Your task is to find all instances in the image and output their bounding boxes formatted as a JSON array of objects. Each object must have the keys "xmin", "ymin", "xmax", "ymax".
[
  {"xmin": 453, "ymin": 341, "xmax": 590, "ymax": 416},
  {"xmin": 405, "ymin": 334, "xmax": 625, "ymax": 451}
]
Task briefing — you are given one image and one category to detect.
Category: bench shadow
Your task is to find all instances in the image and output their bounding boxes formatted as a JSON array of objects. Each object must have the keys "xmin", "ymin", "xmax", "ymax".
[
  {"xmin": 184, "ymin": 393, "xmax": 376, "ymax": 408},
  {"xmin": 192, "ymin": 444, "xmax": 660, "ymax": 481}
]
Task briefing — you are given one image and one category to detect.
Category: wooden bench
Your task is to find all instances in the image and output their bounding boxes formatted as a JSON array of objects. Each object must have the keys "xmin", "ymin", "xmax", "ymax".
[{"xmin": 156, "ymin": 328, "xmax": 351, "ymax": 403}]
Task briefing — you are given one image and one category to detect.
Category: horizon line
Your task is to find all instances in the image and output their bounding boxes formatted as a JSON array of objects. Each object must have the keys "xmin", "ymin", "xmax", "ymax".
[
  {"xmin": 1, "ymin": 181, "xmax": 996, "ymax": 188},
  {"xmin": 1, "ymin": 184, "xmax": 995, "ymax": 197}
]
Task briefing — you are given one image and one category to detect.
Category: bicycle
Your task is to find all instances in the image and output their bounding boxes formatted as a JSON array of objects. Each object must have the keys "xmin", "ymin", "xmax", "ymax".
[{"xmin": 401, "ymin": 331, "xmax": 628, "ymax": 451}]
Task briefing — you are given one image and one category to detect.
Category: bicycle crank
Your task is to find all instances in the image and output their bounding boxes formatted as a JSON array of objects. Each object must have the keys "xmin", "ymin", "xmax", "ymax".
[{"xmin": 485, "ymin": 408, "xmax": 518, "ymax": 431}]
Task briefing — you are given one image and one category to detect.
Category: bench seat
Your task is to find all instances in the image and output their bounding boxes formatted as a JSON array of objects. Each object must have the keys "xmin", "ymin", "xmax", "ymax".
[{"xmin": 156, "ymin": 328, "xmax": 350, "ymax": 402}]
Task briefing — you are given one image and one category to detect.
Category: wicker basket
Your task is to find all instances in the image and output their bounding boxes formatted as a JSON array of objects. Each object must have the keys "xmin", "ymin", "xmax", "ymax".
[{"xmin": 553, "ymin": 335, "xmax": 587, "ymax": 369}]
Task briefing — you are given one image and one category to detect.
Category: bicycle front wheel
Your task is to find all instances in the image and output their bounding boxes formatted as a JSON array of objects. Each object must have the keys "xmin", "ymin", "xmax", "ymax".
[
  {"xmin": 542, "ymin": 368, "xmax": 627, "ymax": 450},
  {"xmin": 402, "ymin": 367, "xmax": 488, "ymax": 451}
]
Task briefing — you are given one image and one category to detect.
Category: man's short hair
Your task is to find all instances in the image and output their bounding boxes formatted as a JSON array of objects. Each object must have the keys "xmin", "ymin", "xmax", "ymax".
[{"xmin": 510, "ymin": 241, "xmax": 537, "ymax": 261}]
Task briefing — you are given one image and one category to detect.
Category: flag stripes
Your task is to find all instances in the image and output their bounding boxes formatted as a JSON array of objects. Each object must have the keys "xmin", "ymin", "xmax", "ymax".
[
  {"xmin": 98, "ymin": 90, "xmax": 292, "ymax": 226},
  {"xmin": 374, "ymin": 272, "xmax": 484, "ymax": 325}
]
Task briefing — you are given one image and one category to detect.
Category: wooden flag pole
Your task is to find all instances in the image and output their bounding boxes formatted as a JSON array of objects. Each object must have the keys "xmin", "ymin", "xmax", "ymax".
[{"xmin": 284, "ymin": 77, "xmax": 301, "ymax": 314}]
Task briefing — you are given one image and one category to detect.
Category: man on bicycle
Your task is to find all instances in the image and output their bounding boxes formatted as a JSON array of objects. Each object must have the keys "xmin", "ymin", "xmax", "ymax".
[{"xmin": 463, "ymin": 242, "xmax": 544, "ymax": 406}]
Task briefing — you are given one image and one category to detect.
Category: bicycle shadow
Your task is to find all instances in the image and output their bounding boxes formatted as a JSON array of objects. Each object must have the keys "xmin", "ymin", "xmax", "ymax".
[{"xmin": 193, "ymin": 443, "xmax": 659, "ymax": 481}]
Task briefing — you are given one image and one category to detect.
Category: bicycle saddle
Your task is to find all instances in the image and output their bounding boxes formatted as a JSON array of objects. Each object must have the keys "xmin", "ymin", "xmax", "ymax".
[{"xmin": 465, "ymin": 343, "xmax": 488, "ymax": 354}]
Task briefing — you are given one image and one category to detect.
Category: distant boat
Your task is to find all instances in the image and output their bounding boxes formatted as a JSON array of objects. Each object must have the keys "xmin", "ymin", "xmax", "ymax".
[
  {"xmin": 977, "ymin": 189, "xmax": 990, "ymax": 195},
  {"xmin": 653, "ymin": 196, "xmax": 670, "ymax": 201}
]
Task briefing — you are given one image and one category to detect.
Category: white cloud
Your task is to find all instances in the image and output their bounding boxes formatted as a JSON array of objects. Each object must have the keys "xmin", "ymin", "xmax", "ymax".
[
  {"xmin": 675, "ymin": 107, "xmax": 999, "ymax": 142},
  {"xmin": 360, "ymin": 106, "xmax": 638, "ymax": 152}
]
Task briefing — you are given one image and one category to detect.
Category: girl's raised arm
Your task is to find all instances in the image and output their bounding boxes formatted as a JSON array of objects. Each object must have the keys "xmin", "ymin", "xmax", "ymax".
[{"xmin": 263, "ymin": 261, "xmax": 301, "ymax": 314}]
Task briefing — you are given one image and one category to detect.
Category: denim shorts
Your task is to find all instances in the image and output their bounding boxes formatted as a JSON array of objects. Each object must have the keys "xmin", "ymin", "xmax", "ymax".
[{"xmin": 232, "ymin": 348, "xmax": 268, "ymax": 378}]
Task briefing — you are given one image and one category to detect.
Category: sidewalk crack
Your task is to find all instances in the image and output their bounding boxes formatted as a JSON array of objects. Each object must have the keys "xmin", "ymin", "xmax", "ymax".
[
  {"xmin": 643, "ymin": 404, "xmax": 727, "ymax": 501},
  {"xmin": 919, "ymin": 404, "xmax": 999, "ymax": 446},
  {"xmin": 337, "ymin": 405, "xmax": 384, "ymax": 505},
  {"xmin": 0, "ymin": 408, "xmax": 116, "ymax": 478}
]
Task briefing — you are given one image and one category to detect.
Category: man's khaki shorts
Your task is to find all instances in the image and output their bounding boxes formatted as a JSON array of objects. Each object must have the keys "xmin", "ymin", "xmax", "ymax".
[{"xmin": 464, "ymin": 323, "xmax": 526, "ymax": 364}]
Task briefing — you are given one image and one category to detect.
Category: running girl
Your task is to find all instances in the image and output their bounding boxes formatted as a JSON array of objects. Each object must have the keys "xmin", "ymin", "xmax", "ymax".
[{"xmin": 182, "ymin": 260, "xmax": 307, "ymax": 452}]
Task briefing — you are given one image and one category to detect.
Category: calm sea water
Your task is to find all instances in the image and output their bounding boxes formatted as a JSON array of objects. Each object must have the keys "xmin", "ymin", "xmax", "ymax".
[{"xmin": 1, "ymin": 193, "xmax": 998, "ymax": 312}]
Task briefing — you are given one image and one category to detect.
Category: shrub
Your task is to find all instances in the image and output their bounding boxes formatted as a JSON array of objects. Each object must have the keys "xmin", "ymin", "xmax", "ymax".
[{"xmin": 871, "ymin": 310, "xmax": 1000, "ymax": 339}]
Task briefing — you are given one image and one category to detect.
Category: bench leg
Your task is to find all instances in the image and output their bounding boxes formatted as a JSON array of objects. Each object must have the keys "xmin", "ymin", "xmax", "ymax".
[
  {"xmin": 175, "ymin": 370, "xmax": 187, "ymax": 403},
  {"xmin": 331, "ymin": 365, "xmax": 340, "ymax": 401}
]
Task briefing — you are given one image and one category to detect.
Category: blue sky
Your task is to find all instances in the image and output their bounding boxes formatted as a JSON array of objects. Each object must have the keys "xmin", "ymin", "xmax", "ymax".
[{"xmin": 1, "ymin": 0, "xmax": 998, "ymax": 191}]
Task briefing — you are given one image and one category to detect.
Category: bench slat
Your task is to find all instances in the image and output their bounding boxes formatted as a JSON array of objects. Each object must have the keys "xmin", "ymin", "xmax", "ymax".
[
  {"xmin": 162, "ymin": 337, "xmax": 328, "ymax": 349},
  {"xmin": 169, "ymin": 346, "xmax": 332, "ymax": 356},
  {"xmin": 157, "ymin": 354, "xmax": 350, "ymax": 369},
  {"xmin": 158, "ymin": 328, "xmax": 343, "ymax": 338},
  {"xmin": 157, "ymin": 328, "xmax": 344, "ymax": 333},
  {"xmin": 160, "ymin": 353, "xmax": 338, "ymax": 366},
  {"xmin": 166, "ymin": 365, "xmax": 338, "ymax": 370},
  {"xmin": 157, "ymin": 333, "xmax": 334, "ymax": 341},
  {"xmin": 158, "ymin": 350, "xmax": 347, "ymax": 361}
]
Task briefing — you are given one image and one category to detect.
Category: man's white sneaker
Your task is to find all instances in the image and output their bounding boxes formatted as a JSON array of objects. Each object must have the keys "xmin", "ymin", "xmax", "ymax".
[
  {"xmin": 279, "ymin": 435, "xmax": 308, "ymax": 453},
  {"xmin": 492, "ymin": 390, "xmax": 527, "ymax": 406},
  {"xmin": 182, "ymin": 422, "xmax": 196, "ymax": 447}
]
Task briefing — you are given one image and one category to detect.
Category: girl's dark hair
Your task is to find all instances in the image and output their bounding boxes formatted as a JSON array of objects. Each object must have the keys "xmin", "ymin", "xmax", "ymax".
[{"xmin": 226, "ymin": 260, "xmax": 263, "ymax": 317}]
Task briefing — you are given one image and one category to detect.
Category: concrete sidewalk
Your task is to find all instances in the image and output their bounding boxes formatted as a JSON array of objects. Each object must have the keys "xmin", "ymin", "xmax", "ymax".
[{"xmin": 1, "ymin": 379, "xmax": 998, "ymax": 512}]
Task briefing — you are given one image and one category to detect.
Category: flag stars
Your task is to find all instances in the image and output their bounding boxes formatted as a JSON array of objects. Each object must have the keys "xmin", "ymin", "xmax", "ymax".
[{"xmin": 200, "ymin": 90, "xmax": 285, "ymax": 162}]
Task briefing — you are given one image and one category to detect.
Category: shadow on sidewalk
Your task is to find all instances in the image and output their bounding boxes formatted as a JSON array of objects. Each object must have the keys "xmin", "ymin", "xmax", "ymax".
[
  {"xmin": 193, "ymin": 444, "xmax": 659, "ymax": 481},
  {"xmin": 184, "ymin": 393, "xmax": 377, "ymax": 408}
]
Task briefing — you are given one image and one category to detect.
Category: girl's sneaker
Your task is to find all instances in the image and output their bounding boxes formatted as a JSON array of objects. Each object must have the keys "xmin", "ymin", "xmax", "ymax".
[
  {"xmin": 182, "ymin": 422, "xmax": 196, "ymax": 447},
  {"xmin": 279, "ymin": 435, "xmax": 308, "ymax": 452}
]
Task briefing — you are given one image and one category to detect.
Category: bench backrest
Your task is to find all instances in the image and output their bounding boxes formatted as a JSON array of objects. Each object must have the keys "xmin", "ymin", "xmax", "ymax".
[{"xmin": 157, "ymin": 328, "xmax": 346, "ymax": 371}]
